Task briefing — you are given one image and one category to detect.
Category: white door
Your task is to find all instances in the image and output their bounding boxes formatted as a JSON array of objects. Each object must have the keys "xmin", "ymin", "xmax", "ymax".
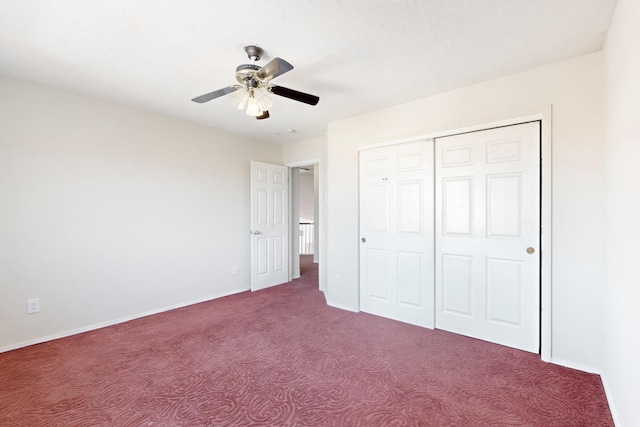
[
  {"xmin": 359, "ymin": 140, "xmax": 435, "ymax": 328},
  {"xmin": 250, "ymin": 161, "xmax": 289, "ymax": 291},
  {"xmin": 435, "ymin": 122, "xmax": 540, "ymax": 352}
]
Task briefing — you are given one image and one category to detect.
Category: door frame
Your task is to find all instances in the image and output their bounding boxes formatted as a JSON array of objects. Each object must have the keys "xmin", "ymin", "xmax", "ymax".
[
  {"xmin": 285, "ymin": 158, "xmax": 323, "ymax": 292},
  {"xmin": 357, "ymin": 106, "xmax": 552, "ymax": 362}
]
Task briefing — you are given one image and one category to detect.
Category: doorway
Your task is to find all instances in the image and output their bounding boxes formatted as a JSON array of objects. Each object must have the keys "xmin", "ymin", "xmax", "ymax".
[{"xmin": 290, "ymin": 164, "xmax": 320, "ymax": 281}]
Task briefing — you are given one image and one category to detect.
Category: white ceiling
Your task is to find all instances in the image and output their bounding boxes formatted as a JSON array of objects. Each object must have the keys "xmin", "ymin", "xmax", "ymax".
[{"xmin": 0, "ymin": 0, "xmax": 616, "ymax": 145}]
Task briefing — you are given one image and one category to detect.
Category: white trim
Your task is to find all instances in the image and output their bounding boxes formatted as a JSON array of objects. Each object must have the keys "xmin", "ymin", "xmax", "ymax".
[
  {"xmin": 549, "ymin": 357, "xmax": 601, "ymax": 375},
  {"xmin": 540, "ymin": 105, "xmax": 553, "ymax": 362},
  {"xmin": 600, "ymin": 373, "xmax": 621, "ymax": 427},
  {"xmin": 284, "ymin": 158, "xmax": 321, "ymax": 168},
  {"xmin": 326, "ymin": 299, "xmax": 359, "ymax": 313},
  {"xmin": 0, "ymin": 287, "xmax": 249, "ymax": 354},
  {"xmin": 356, "ymin": 107, "xmax": 553, "ymax": 362},
  {"xmin": 288, "ymin": 167, "xmax": 298, "ymax": 281},
  {"xmin": 359, "ymin": 113, "xmax": 546, "ymax": 152}
]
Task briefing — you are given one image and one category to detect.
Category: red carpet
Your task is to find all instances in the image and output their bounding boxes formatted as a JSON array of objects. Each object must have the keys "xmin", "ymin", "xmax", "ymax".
[{"xmin": 0, "ymin": 256, "xmax": 613, "ymax": 426}]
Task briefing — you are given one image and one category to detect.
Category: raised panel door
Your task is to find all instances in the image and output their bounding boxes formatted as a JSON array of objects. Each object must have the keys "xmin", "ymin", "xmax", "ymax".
[
  {"xmin": 359, "ymin": 140, "xmax": 435, "ymax": 328},
  {"xmin": 251, "ymin": 161, "xmax": 289, "ymax": 291},
  {"xmin": 435, "ymin": 122, "xmax": 540, "ymax": 353}
]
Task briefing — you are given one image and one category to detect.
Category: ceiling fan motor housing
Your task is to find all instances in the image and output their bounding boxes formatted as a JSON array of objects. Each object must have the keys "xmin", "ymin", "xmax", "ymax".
[{"xmin": 235, "ymin": 64, "xmax": 261, "ymax": 86}]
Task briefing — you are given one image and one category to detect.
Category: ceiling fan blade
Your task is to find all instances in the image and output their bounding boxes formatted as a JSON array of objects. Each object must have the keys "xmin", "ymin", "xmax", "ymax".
[
  {"xmin": 257, "ymin": 58, "xmax": 294, "ymax": 81},
  {"xmin": 191, "ymin": 86, "xmax": 238, "ymax": 103},
  {"xmin": 270, "ymin": 85, "xmax": 320, "ymax": 106},
  {"xmin": 256, "ymin": 110, "xmax": 270, "ymax": 120}
]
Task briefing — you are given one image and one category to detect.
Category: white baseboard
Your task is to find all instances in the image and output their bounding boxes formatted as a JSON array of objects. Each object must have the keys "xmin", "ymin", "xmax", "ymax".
[
  {"xmin": 549, "ymin": 357, "xmax": 602, "ymax": 375},
  {"xmin": 326, "ymin": 299, "xmax": 359, "ymax": 313},
  {"xmin": 0, "ymin": 287, "xmax": 250, "ymax": 354},
  {"xmin": 599, "ymin": 373, "xmax": 620, "ymax": 427}
]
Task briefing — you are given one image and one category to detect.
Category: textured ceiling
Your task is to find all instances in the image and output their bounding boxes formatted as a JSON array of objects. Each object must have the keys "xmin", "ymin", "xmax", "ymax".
[{"xmin": 0, "ymin": 0, "xmax": 616, "ymax": 145}]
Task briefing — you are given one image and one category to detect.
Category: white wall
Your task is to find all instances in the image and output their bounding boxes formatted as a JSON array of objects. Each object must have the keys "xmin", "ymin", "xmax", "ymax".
[
  {"xmin": 325, "ymin": 53, "xmax": 606, "ymax": 370},
  {"xmin": 603, "ymin": 0, "xmax": 640, "ymax": 425},
  {"xmin": 0, "ymin": 76, "xmax": 282, "ymax": 351},
  {"xmin": 283, "ymin": 136, "xmax": 323, "ymax": 166},
  {"xmin": 298, "ymin": 171, "xmax": 314, "ymax": 222}
]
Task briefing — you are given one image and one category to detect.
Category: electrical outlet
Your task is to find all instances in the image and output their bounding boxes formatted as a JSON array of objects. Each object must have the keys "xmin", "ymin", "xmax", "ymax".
[
  {"xmin": 232, "ymin": 265, "xmax": 239, "ymax": 275},
  {"xmin": 27, "ymin": 298, "xmax": 40, "ymax": 314}
]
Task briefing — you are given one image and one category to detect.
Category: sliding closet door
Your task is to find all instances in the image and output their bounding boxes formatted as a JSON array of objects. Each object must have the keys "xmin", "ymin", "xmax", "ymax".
[
  {"xmin": 359, "ymin": 140, "xmax": 434, "ymax": 328},
  {"xmin": 435, "ymin": 122, "xmax": 540, "ymax": 353}
]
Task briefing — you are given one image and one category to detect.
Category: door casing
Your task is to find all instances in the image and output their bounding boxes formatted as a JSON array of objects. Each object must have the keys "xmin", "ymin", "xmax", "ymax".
[{"xmin": 285, "ymin": 158, "xmax": 323, "ymax": 291}]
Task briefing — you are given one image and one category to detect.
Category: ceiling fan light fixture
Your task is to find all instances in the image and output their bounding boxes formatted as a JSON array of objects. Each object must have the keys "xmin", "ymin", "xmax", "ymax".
[
  {"xmin": 245, "ymin": 95, "xmax": 262, "ymax": 116},
  {"xmin": 256, "ymin": 88, "xmax": 273, "ymax": 111},
  {"xmin": 228, "ymin": 88, "xmax": 249, "ymax": 110}
]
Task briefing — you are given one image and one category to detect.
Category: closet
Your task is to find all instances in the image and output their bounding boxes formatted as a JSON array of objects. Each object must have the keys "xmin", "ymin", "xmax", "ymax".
[{"xmin": 359, "ymin": 122, "xmax": 540, "ymax": 352}]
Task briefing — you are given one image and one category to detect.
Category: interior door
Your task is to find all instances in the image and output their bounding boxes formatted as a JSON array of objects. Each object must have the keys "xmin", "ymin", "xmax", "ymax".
[
  {"xmin": 359, "ymin": 140, "xmax": 435, "ymax": 328},
  {"xmin": 250, "ymin": 161, "xmax": 289, "ymax": 291},
  {"xmin": 435, "ymin": 122, "xmax": 540, "ymax": 352}
]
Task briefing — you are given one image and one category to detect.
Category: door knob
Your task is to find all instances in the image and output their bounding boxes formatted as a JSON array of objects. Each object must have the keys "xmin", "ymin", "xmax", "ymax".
[
  {"xmin": 361, "ymin": 237, "xmax": 366, "ymax": 243},
  {"xmin": 251, "ymin": 230, "xmax": 262, "ymax": 235},
  {"xmin": 526, "ymin": 247, "xmax": 535, "ymax": 254}
]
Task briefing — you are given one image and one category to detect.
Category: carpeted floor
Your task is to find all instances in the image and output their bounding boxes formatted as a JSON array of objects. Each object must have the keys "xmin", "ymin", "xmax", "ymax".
[{"xmin": 0, "ymin": 255, "xmax": 613, "ymax": 426}]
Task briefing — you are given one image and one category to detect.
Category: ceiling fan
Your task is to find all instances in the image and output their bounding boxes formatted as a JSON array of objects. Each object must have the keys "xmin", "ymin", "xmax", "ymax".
[{"xmin": 191, "ymin": 45, "xmax": 320, "ymax": 120}]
